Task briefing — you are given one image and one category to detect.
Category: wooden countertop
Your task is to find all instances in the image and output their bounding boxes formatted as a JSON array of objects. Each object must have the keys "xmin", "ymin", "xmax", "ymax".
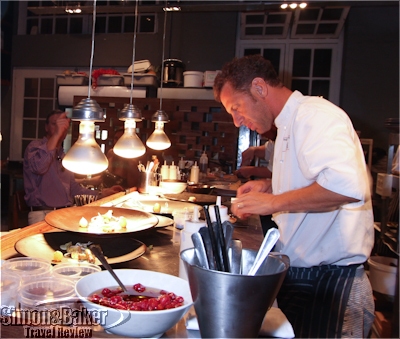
[{"xmin": 1, "ymin": 192, "xmax": 264, "ymax": 338}]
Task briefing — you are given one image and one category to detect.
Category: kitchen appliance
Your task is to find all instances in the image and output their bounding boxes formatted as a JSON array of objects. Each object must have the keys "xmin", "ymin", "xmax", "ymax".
[{"xmin": 162, "ymin": 59, "xmax": 184, "ymax": 87}]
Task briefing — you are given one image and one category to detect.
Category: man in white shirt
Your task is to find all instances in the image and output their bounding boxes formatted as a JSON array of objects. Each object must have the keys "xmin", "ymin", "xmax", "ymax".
[{"xmin": 213, "ymin": 55, "xmax": 374, "ymax": 338}]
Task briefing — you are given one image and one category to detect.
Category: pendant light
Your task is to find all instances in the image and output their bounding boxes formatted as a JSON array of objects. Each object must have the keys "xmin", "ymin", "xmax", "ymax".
[
  {"xmin": 62, "ymin": 0, "xmax": 108, "ymax": 175},
  {"xmin": 113, "ymin": 0, "xmax": 146, "ymax": 158},
  {"xmin": 146, "ymin": 4, "xmax": 171, "ymax": 151}
]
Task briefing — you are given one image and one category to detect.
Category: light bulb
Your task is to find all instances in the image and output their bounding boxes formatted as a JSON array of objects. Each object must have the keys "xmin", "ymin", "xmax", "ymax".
[
  {"xmin": 289, "ymin": 3, "xmax": 298, "ymax": 9},
  {"xmin": 299, "ymin": 3, "xmax": 307, "ymax": 8},
  {"xmin": 146, "ymin": 121, "xmax": 171, "ymax": 150},
  {"xmin": 62, "ymin": 121, "xmax": 108, "ymax": 175},
  {"xmin": 280, "ymin": 4, "xmax": 288, "ymax": 9},
  {"xmin": 114, "ymin": 120, "xmax": 146, "ymax": 158}
]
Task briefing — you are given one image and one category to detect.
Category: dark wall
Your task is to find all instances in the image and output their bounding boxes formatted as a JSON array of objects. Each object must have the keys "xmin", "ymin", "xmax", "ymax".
[
  {"xmin": 341, "ymin": 4, "xmax": 399, "ymax": 150},
  {"xmin": 11, "ymin": 11, "xmax": 238, "ymax": 71},
  {"xmin": 7, "ymin": 3, "xmax": 399, "ymax": 156}
]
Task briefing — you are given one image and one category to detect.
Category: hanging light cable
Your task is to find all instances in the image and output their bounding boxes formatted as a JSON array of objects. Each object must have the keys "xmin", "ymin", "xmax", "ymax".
[
  {"xmin": 62, "ymin": 0, "xmax": 108, "ymax": 175},
  {"xmin": 146, "ymin": 3, "xmax": 171, "ymax": 151},
  {"xmin": 113, "ymin": 0, "xmax": 146, "ymax": 158}
]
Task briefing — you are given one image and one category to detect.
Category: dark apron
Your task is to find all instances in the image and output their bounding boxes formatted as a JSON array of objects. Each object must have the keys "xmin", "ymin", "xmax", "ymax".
[{"xmin": 277, "ymin": 264, "xmax": 358, "ymax": 338}]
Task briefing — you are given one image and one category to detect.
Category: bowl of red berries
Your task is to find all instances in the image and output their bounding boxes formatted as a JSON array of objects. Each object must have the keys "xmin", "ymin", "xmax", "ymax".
[{"xmin": 75, "ymin": 269, "xmax": 193, "ymax": 338}]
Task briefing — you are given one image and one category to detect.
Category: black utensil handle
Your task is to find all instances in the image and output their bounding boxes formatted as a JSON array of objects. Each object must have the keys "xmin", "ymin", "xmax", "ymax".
[
  {"xmin": 203, "ymin": 205, "xmax": 223, "ymax": 271},
  {"xmin": 214, "ymin": 205, "xmax": 230, "ymax": 272}
]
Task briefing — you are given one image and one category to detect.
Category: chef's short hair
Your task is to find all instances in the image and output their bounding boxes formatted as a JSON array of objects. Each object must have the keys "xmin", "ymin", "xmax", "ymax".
[{"xmin": 45, "ymin": 109, "xmax": 64, "ymax": 124}]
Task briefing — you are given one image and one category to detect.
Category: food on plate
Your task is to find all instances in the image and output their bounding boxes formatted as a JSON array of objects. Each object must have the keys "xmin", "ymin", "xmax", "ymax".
[
  {"xmin": 79, "ymin": 217, "xmax": 89, "ymax": 228},
  {"xmin": 88, "ymin": 284, "xmax": 185, "ymax": 311},
  {"xmin": 188, "ymin": 196, "xmax": 197, "ymax": 202},
  {"xmin": 53, "ymin": 250, "xmax": 64, "ymax": 262},
  {"xmin": 60, "ymin": 241, "xmax": 96, "ymax": 263},
  {"xmin": 153, "ymin": 203, "xmax": 161, "ymax": 213},
  {"xmin": 88, "ymin": 210, "xmax": 127, "ymax": 232}
]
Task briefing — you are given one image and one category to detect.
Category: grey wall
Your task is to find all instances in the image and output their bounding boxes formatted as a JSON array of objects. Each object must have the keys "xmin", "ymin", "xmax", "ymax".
[{"xmin": 6, "ymin": 3, "xmax": 399, "ymax": 158}]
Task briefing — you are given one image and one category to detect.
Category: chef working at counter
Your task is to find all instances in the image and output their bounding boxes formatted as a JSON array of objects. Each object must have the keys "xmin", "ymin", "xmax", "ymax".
[
  {"xmin": 213, "ymin": 55, "xmax": 374, "ymax": 338},
  {"xmin": 23, "ymin": 109, "xmax": 124, "ymax": 225}
]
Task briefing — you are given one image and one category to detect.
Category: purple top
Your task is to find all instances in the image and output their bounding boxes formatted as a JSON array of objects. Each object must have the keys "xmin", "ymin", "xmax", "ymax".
[{"xmin": 23, "ymin": 137, "xmax": 98, "ymax": 208}]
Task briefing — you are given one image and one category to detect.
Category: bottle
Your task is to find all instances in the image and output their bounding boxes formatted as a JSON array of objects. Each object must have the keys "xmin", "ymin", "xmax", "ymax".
[
  {"xmin": 160, "ymin": 161, "xmax": 169, "ymax": 180},
  {"xmin": 179, "ymin": 206, "xmax": 206, "ymax": 280},
  {"xmin": 199, "ymin": 151, "xmax": 208, "ymax": 174},
  {"xmin": 189, "ymin": 161, "xmax": 199, "ymax": 184},
  {"xmin": 169, "ymin": 161, "xmax": 178, "ymax": 180}
]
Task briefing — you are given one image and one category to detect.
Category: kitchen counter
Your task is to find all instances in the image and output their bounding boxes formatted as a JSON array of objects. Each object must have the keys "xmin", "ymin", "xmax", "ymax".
[{"xmin": 0, "ymin": 191, "xmax": 265, "ymax": 338}]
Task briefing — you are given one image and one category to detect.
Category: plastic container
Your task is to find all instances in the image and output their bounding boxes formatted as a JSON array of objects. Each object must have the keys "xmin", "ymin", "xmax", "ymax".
[
  {"xmin": 2, "ymin": 257, "xmax": 52, "ymax": 283},
  {"xmin": 56, "ymin": 74, "xmax": 89, "ymax": 86},
  {"xmin": 368, "ymin": 256, "xmax": 398, "ymax": 296},
  {"xmin": 189, "ymin": 161, "xmax": 200, "ymax": 184},
  {"xmin": 97, "ymin": 74, "xmax": 124, "ymax": 86},
  {"xmin": 52, "ymin": 263, "xmax": 101, "ymax": 283},
  {"xmin": 123, "ymin": 73, "xmax": 157, "ymax": 87},
  {"xmin": 183, "ymin": 71, "xmax": 204, "ymax": 87},
  {"xmin": 1, "ymin": 270, "xmax": 21, "ymax": 313},
  {"xmin": 199, "ymin": 151, "xmax": 208, "ymax": 173},
  {"xmin": 18, "ymin": 277, "xmax": 76, "ymax": 312},
  {"xmin": 208, "ymin": 196, "xmax": 230, "ymax": 223},
  {"xmin": 203, "ymin": 70, "xmax": 221, "ymax": 87},
  {"xmin": 173, "ymin": 208, "xmax": 192, "ymax": 230},
  {"xmin": 169, "ymin": 161, "xmax": 178, "ymax": 180}
]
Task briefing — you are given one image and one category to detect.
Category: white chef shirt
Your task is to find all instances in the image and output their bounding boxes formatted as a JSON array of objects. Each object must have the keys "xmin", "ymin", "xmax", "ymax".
[
  {"xmin": 272, "ymin": 91, "xmax": 374, "ymax": 267},
  {"xmin": 264, "ymin": 140, "xmax": 275, "ymax": 172}
]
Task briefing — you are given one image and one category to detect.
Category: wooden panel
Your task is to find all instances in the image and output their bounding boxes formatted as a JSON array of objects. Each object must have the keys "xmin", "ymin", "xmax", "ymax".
[{"xmin": 72, "ymin": 96, "xmax": 239, "ymax": 168}]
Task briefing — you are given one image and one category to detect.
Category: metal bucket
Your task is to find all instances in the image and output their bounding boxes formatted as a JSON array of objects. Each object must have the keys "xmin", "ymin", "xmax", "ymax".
[
  {"xmin": 138, "ymin": 172, "xmax": 160, "ymax": 193},
  {"xmin": 181, "ymin": 248, "xmax": 289, "ymax": 338}
]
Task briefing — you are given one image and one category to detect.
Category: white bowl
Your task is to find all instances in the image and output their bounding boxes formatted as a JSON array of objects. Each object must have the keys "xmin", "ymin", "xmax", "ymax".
[
  {"xmin": 159, "ymin": 180, "xmax": 187, "ymax": 194},
  {"xmin": 75, "ymin": 269, "xmax": 193, "ymax": 338}
]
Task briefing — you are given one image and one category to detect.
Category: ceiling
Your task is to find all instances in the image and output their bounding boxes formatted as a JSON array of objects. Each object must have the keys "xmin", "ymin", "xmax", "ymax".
[{"xmin": 28, "ymin": 1, "xmax": 396, "ymax": 15}]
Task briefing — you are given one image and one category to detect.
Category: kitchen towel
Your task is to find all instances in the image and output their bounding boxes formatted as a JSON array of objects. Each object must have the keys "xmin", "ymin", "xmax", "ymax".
[{"xmin": 185, "ymin": 306, "xmax": 295, "ymax": 338}]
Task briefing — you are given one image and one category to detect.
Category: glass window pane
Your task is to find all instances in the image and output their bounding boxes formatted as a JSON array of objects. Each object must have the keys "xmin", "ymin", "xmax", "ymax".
[
  {"xmin": 292, "ymin": 49, "xmax": 311, "ymax": 77},
  {"xmin": 108, "ymin": 16, "xmax": 122, "ymax": 33},
  {"xmin": 40, "ymin": 78, "xmax": 55, "ymax": 98},
  {"xmin": 296, "ymin": 24, "xmax": 315, "ymax": 35},
  {"xmin": 267, "ymin": 14, "xmax": 287, "ymax": 24},
  {"xmin": 311, "ymin": 80, "xmax": 330, "ymax": 98},
  {"xmin": 299, "ymin": 8, "xmax": 320, "ymax": 21},
  {"xmin": 25, "ymin": 78, "xmax": 39, "ymax": 97},
  {"xmin": 41, "ymin": 18, "xmax": 53, "ymax": 34},
  {"xmin": 321, "ymin": 8, "xmax": 343, "ymax": 21},
  {"xmin": 124, "ymin": 15, "xmax": 135, "ymax": 32},
  {"xmin": 140, "ymin": 15, "xmax": 155, "ymax": 33},
  {"xmin": 291, "ymin": 79, "xmax": 309, "ymax": 94},
  {"xmin": 23, "ymin": 120, "xmax": 37, "ymax": 139},
  {"xmin": 244, "ymin": 49, "xmax": 261, "ymax": 56},
  {"xmin": 263, "ymin": 49, "xmax": 281, "ymax": 74},
  {"xmin": 265, "ymin": 26, "xmax": 284, "ymax": 35},
  {"xmin": 246, "ymin": 15, "xmax": 264, "ymax": 25},
  {"xmin": 27, "ymin": 18, "xmax": 39, "ymax": 35},
  {"xmin": 245, "ymin": 27, "xmax": 263, "ymax": 35},
  {"xmin": 96, "ymin": 17, "xmax": 107, "ymax": 33},
  {"xmin": 55, "ymin": 17, "xmax": 68, "ymax": 34},
  {"xmin": 313, "ymin": 49, "xmax": 332, "ymax": 77},
  {"xmin": 317, "ymin": 24, "xmax": 337, "ymax": 35},
  {"xmin": 39, "ymin": 100, "xmax": 54, "ymax": 116},
  {"xmin": 70, "ymin": 17, "xmax": 83, "ymax": 34},
  {"xmin": 23, "ymin": 99, "xmax": 38, "ymax": 118}
]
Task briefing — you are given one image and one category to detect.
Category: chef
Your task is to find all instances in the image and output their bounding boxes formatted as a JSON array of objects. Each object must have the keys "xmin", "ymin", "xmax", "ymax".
[
  {"xmin": 213, "ymin": 55, "xmax": 375, "ymax": 338},
  {"xmin": 23, "ymin": 109, "xmax": 124, "ymax": 225}
]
